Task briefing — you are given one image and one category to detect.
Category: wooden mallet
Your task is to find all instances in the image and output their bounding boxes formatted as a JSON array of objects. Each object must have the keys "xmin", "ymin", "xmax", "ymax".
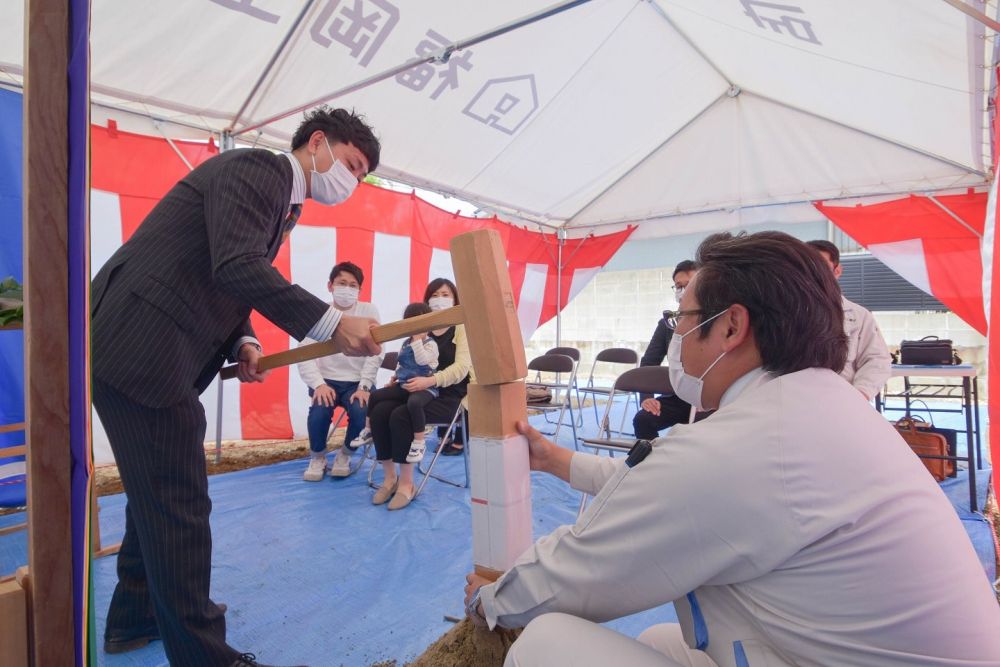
[{"xmin": 220, "ymin": 229, "xmax": 534, "ymax": 582}]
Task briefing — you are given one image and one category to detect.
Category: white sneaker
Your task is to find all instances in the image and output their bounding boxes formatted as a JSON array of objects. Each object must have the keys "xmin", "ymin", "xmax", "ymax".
[
  {"xmin": 405, "ymin": 440, "xmax": 426, "ymax": 464},
  {"xmin": 348, "ymin": 427, "xmax": 373, "ymax": 450},
  {"xmin": 302, "ymin": 456, "xmax": 327, "ymax": 482},
  {"xmin": 329, "ymin": 447, "xmax": 353, "ymax": 478}
]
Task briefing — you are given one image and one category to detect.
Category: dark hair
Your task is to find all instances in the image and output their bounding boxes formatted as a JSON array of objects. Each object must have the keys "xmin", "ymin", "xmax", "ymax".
[
  {"xmin": 423, "ymin": 278, "xmax": 460, "ymax": 305},
  {"xmin": 672, "ymin": 260, "xmax": 698, "ymax": 280},
  {"xmin": 329, "ymin": 261, "xmax": 364, "ymax": 287},
  {"xmin": 693, "ymin": 231, "xmax": 847, "ymax": 376},
  {"xmin": 805, "ymin": 240, "xmax": 840, "ymax": 266},
  {"xmin": 291, "ymin": 106, "xmax": 381, "ymax": 173},
  {"xmin": 403, "ymin": 302, "xmax": 432, "ymax": 319}
]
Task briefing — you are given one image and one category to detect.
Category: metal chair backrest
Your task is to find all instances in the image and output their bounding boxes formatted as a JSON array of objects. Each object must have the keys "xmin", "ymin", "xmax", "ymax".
[
  {"xmin": 528, "ymin": 353, "xmax": 575, "ymax": 374},
  {"xmin": 595, "ymin": 347, "xmax": 639, "ymax": 365},
  {"xmin": 612, "ymin": 366, "xmax": 672, "ymax": 397},
  {"xmin": 583, "ymin": 347, "xmax": 639, "ymax": 390},
  {"xmin": 380, "ymin": 351, "xmax": 398, "ymax": 371},
  {"xmin": 545, "ymin": 346, "xmax": 581, "ymax": 362}
]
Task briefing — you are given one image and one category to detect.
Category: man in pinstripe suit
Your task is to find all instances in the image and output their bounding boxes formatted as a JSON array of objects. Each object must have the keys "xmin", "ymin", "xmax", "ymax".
[{"xmin": 91, "ymin": 107, "xmax": 381, "ymax": 667}]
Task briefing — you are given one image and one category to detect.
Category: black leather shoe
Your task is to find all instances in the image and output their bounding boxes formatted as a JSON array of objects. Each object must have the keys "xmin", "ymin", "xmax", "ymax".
[
  {"xmin": 230, "ymin": 652, "xmax": 308, "ymax": 667},
  {"xmin": 104, "ymin": 623, "xmax": 160, "ymax": 655},
  {"xmin": 104, "ymin": 603, "xmax": 227, "ymax": 655}
]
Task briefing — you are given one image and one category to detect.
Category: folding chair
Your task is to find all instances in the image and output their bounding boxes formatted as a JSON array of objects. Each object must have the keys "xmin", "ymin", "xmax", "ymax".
[
  {"xmin": 327, "ymin": 351, "xmax": 397, "ymax": 475},
  {"xmin": 543, "ymin": 346, "xmax": 583, "ymax": 427},
  {"xmin": 577, "ymin": 347, "xmax": 639, "ymax": 435},
  {"xmin": 577, "ymin": 365, "xmax": 671, "ymax": 516},
  {"xmin": 526, "ymin": 353, "xmax": 579, "ymax": 447},
  {"xmin": 415, "ymin": 402, "xmax": 469, "ymax": 498},
  {"xmin": 581, "ymin": 366, "xmax": 672, "ymax": 455}
]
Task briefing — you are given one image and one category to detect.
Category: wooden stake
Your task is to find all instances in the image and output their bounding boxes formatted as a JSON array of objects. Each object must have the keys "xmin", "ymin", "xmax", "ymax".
[{"xmin": 24, "ymin": 1, "xmax": 75, "ymax": 664}]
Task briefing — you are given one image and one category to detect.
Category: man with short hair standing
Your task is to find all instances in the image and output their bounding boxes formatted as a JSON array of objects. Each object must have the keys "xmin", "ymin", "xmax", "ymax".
[
  {"xmin": 806, "ymin": 239, "xmax": 891, "ymax": 400},
  {"xmin": 91, "ymin": 107, "xmax": 382, "ymax": 666},
  {"xmin": 298, "ymin": 261, "xmax": 381, "ymax": 480}
]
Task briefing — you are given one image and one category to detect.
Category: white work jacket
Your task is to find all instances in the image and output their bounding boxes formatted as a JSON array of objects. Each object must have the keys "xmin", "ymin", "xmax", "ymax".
[
  {"xmin": 480, "ymin": 367, "xmax": 1000, "ymax": 666},
  {"xmin": 840, "ymin": 296, "xmax": 891, "ymax": 399}
]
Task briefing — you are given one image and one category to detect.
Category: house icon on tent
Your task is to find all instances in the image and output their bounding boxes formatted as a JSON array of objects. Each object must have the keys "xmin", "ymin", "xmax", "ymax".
[{"xmin": 462, "ymin": 75, "xmax": 539, "ymax": 136}]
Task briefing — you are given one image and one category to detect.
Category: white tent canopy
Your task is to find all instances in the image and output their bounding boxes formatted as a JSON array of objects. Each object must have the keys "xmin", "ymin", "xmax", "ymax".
[{"xmin": 1, "ymin": 0, "xmax": 995, "ymax": 237}]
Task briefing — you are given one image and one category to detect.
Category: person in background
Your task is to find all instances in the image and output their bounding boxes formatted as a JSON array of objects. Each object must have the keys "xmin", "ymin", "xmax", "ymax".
[
  {"xmin": 365, "ymin": 278, "xmax": 472, "ymax": 510},
  {"xmin": 806, "ymin": 240, "xmax": 892, "ymax": 400},
  {"xmin": 297, "ymin": 261, "xmax": 381, "ymax": 481},
  {"xmin": 632, "ymin": 260, "xmax": 701, "ymax": 438}
]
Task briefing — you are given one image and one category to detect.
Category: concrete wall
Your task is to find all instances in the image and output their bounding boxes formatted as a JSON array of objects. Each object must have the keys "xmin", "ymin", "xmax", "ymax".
[{"xmin": 527, "ymin": 227, "xmax": 987, "ymax": 397}]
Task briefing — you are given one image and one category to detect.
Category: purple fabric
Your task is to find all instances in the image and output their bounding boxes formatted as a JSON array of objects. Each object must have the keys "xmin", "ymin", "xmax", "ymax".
[{"xmin": 67, "ymin": 1, "xmax": 90, "ymax": 665}]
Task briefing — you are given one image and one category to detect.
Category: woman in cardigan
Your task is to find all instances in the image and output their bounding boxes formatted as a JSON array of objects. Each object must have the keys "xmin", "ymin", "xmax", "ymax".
[{"xmin": 367, "ymin": 278, "xmax": 472, "ymax": 510}]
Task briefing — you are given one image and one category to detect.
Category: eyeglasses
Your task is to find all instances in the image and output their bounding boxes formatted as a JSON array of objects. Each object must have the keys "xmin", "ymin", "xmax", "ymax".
[
  {"xmin": 672, "ymin": 285, "xmax": 686, "ymax": 296},
  {"xmin": 662, "ymin": 309, "xmax": 711, "ymax": 329}
]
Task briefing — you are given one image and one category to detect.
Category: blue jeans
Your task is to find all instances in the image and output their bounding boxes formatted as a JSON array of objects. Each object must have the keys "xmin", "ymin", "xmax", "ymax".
[{"xmin": 306, "ymin": 379, "xmax": 366, "ymax": 454}]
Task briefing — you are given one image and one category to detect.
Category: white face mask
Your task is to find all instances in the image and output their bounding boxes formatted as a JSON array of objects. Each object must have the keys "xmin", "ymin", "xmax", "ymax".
[
  {"xmin": 428, "ymin": 296, "xmax": 454, "ymax": 312},
  {"xmin": 667, "ymin": 309, "xmax": 728, "ymax": 411},
  {"xmin": 332, "ymin": 285, "xmax": 359, "ymax": 309},
  {"xmin": 310, "ymin": 138, "xmax": 358, "ymax": 206}
]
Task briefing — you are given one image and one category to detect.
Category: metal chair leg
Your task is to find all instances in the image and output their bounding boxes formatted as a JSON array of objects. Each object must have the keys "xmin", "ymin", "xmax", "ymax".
[{"xmin": 417, "ymin": 410, "xmax": 469, "ymax": 491}]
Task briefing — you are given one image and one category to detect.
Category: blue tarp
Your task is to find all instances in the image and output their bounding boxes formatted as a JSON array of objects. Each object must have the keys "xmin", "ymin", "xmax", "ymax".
[{"xmin": 0, "ymin": 87, "xmax": 25, "ymax": 508}]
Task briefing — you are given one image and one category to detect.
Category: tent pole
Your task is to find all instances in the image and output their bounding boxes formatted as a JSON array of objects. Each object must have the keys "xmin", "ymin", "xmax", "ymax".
[
  {"xmin": 228, "ymin": 0, "xmax": 319, "ymax": 131},
  {"xmin": 233, "ymin": 0, "xmax": 595, "ymax": 136},
  {"xmin": 941, "ymin": 0, "xmax": 1000, "ymax": 32},
  {"xmin": 220, "ymin": 131, "xmax": 235, "ymax": 153},
  {"xmin": 556, "ymin": 228, "xmax": 565, "ymax": 346}
]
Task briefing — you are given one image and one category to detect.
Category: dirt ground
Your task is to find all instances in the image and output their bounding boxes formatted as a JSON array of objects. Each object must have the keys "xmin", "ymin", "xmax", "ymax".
[{"xmin": 93, "ymin": 427, "xmax": 347, "ymax": 497}]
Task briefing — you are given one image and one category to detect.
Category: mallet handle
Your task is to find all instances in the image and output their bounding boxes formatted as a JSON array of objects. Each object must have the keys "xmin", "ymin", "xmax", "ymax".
[{"xmin": 219, "ymin": 306, "xmax": 464, "ymax": 380}]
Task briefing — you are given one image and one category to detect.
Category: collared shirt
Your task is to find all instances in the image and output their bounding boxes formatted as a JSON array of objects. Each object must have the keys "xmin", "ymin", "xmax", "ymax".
[
  {"xmin": 840, "ymin": 296, "xmax": 891, "ymax": 400},
  {"xmin": 231, "ymin": 152, "xmax": 340, "ymax": 359},
  {"xmin": 284, "ymin": 152, "xmax": 306, "ymax": 209}
]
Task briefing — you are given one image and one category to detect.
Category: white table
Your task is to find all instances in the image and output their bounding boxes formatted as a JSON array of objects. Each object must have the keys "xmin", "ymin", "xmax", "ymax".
[{"xmin": 876, "ymin": 364, "xmax": 981, "ymax": 511}]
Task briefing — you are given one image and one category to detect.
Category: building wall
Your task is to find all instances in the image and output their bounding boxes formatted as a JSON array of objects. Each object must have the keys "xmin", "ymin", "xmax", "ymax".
[{"xmin": 528, "ymin": 231, "xmax": 987, "ymax": 397}]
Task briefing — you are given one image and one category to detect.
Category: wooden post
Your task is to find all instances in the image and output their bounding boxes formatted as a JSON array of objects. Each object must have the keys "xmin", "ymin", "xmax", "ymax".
[
  {"xmin": 23, "ymin": 0, "xmax": 75, "ymax": 664},
  {"xmin": 450, "ymin": 230, "xmax": 533, "ymax": 579}
]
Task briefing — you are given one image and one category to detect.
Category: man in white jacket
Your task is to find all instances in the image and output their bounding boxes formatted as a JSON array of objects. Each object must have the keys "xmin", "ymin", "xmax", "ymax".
[
  {"xmin": 297, "ymin": 262, "xmax": 381, "ymax": 479},
  {"xmin": 807, "ymin": 240, "xmax": 892, "ymax": 400},
  {"xmin": 464, "ymin": 232, "xmax": 1000, "ymax": 667}
]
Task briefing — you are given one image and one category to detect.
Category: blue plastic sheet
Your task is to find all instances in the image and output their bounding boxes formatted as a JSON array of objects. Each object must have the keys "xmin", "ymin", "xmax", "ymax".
[{"xmin": 89, "ymin": 444, "xmax": 675, "ymax": 666}]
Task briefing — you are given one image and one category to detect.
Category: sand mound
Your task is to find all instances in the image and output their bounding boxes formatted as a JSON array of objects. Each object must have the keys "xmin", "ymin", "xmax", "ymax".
[{"xmin": 405, "ymin": 618, "xmax": 521, "ymax": 667}]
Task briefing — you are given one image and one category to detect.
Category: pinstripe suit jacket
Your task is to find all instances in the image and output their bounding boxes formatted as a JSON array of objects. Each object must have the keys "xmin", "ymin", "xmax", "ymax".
[{"xmin": 92, "ymin": 149, "xmax": 329, "ymax": 408}]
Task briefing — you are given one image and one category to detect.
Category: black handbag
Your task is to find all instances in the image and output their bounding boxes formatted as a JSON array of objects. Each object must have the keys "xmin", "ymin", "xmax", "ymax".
[{"xmin": 897, "ymin": 336, "xmax": 961, "ymax": 365}]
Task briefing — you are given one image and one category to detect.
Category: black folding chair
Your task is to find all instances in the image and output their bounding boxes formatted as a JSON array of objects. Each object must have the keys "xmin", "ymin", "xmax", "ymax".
[
  {"xmin": 577, "ymin": 366, "xmax": 672, "ymax": 516},
  {"xmin": 577, "ymin": 347, "xmax": 639, "ymax": 434},
  {"xmin": 581, "ymin": 366, "xmax": 672, "ymax": 455},
  {"xmin": 544, "ymin": 346, "xmax": 583, "ymax": 426},
  {"xmin": 526, "ymin": 353, "xmax": 579, "ymax": 447}
]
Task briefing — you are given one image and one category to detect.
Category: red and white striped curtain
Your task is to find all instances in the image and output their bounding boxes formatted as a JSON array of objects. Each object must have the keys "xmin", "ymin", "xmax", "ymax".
[{"xmin": 89, "ymin": 123, "xmax": 632, "ymax": 459}]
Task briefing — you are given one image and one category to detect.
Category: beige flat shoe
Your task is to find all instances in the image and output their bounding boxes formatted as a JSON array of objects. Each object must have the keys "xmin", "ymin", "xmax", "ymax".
[
  {"xmin": 372, "ymin": 479, "xmax": 398, "ymax": 505},
  {"xmin": 387, "ymin": 487, "xmax": 414, "ymax": 511}
]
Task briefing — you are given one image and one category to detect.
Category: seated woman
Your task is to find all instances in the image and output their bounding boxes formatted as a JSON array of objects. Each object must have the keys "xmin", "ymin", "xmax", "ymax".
[{"xmin": 367, "ymin": 278, "xmax": 472, "ymax": 510}]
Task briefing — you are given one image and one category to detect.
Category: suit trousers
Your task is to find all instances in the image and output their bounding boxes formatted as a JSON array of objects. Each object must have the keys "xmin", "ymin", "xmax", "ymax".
[{"xmin": 93, "ymin": 378, "xmax": 238, "ymax": 666}]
